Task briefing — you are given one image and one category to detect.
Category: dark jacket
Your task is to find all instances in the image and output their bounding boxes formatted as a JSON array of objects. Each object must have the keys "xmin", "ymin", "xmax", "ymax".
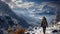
[{"xmin": 41, "ymin": 17, "xmax": 48, "ymax": 27}]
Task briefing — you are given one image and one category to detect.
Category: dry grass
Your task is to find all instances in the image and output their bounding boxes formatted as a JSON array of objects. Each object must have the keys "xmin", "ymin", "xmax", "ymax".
[{"xmin": 7, "ymin": 26, "xmax": 28, "ymax": 34}]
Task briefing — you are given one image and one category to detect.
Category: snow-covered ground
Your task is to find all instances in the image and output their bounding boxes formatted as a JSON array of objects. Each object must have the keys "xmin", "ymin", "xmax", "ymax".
[{"xmin": 25, "ymin": 26, "xmax": 60, "ymax": 34}]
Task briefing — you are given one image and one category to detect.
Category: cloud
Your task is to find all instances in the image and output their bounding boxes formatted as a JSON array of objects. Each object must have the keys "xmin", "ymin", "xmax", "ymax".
[
  {"xmin": 1, "ymin": 0, "xmax": 11, "ymax": 3},
  {"xmin": 11, "ymin": 1, "xmax": 59, "ymax": 16},
  {"xmin": 4, "ymin": 0, "xmax": 35, "ymax": 9},
  {"xmin": 2, "ymin": 0, "xmax": 60, "ymax": 10},
  {"xmin": 2, "ymin": 0, "xmax": 59, "ymax": 10},
  {"xmin": 1, "ymin": 0, "xmax": 23, "ymax": 8},
  {"xmin": 42, "ymin": 2, "xmax": 60, "ymax": 9},
  {"xmin": 14, "ymin": 0, "xmax": 35, "ymax": 9},
  {"xmin": 15, "ymin": 2, "xmax": 35, "ymax": 9},
  {"xmin": 1, "ymin": 0, "xmax": 59, "ymax": 15}
]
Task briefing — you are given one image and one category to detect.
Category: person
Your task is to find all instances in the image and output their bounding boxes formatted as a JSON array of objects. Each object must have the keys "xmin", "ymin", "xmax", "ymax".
[{"xmin": 41, "ymin": 16, "xmax": 48, "ymax": 34}]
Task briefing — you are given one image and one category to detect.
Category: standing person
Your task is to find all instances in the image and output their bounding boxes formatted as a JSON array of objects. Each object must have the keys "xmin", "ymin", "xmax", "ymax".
[{"xmin": 41, "ymin": 16, "xmax": 48, "ymax": 34}]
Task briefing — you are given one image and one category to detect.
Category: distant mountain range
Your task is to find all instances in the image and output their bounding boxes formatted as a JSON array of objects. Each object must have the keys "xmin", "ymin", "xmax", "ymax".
[{"xmin": 36, "ymin": 5, "xmax": 56, "ymax": 15}]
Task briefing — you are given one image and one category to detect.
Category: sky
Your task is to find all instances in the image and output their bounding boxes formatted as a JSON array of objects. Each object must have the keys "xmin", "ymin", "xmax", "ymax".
[
  {"xmin": 1, "ymin": 0, "xmax": 60, "ymax": 9},
  {"xmin": 1, "ymin": 0, "xmax": 60, "ymax": 25}
]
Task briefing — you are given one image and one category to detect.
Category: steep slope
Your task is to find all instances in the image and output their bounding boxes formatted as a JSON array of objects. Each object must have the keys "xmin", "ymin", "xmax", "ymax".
[{"xmin": 0, "ymin": 0, "xmax": 29, "ymax": 28}]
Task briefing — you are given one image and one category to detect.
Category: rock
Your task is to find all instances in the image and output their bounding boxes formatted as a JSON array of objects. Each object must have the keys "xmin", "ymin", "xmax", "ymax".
[
  {"xmin": 26, "ymin": 32, "xmax": 30, "ymax": 34},
  {"xmin": 52, "ymin": 30, "xmax": 58, "ymax": 33}
]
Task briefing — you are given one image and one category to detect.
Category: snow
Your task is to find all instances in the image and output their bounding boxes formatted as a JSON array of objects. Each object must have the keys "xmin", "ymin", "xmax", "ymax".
[
  {"xmin": 25, "ymin": 26, "xmax": 60, "ymax": 34},
  {"xmin": 57, "ymin": 22, "xmax": 60, "ymax": 24}
]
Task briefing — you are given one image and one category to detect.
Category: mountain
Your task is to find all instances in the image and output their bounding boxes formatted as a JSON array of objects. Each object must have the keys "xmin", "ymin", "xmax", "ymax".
[
  {"xmin": 42, "ymin": 5, "xmax": 56, "ymax": 15},
  {"xmin": 35, "ymin": 5, "xmax": 56, "ymax": 15},
  {"xmin": 0, "ymin": 0, "xmax": 29, "ymax": 28}
]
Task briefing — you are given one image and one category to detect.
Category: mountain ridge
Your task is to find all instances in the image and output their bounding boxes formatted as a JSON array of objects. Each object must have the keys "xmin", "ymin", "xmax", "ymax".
[{"xmin": 0, "ymin": 0, "xmax": 29, "ymax": 28}]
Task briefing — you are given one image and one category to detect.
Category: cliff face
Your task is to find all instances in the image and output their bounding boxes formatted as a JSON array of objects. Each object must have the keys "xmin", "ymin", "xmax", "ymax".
[{"xmin": 0, "ymin": 0, "xmax": 29, "ymax": 28}]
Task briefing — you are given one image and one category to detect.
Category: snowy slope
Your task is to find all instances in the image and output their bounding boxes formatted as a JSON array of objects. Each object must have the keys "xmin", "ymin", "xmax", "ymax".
[{"xmin": 25, "ymin": 26, "xmax": 60, "ymax": 34}]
